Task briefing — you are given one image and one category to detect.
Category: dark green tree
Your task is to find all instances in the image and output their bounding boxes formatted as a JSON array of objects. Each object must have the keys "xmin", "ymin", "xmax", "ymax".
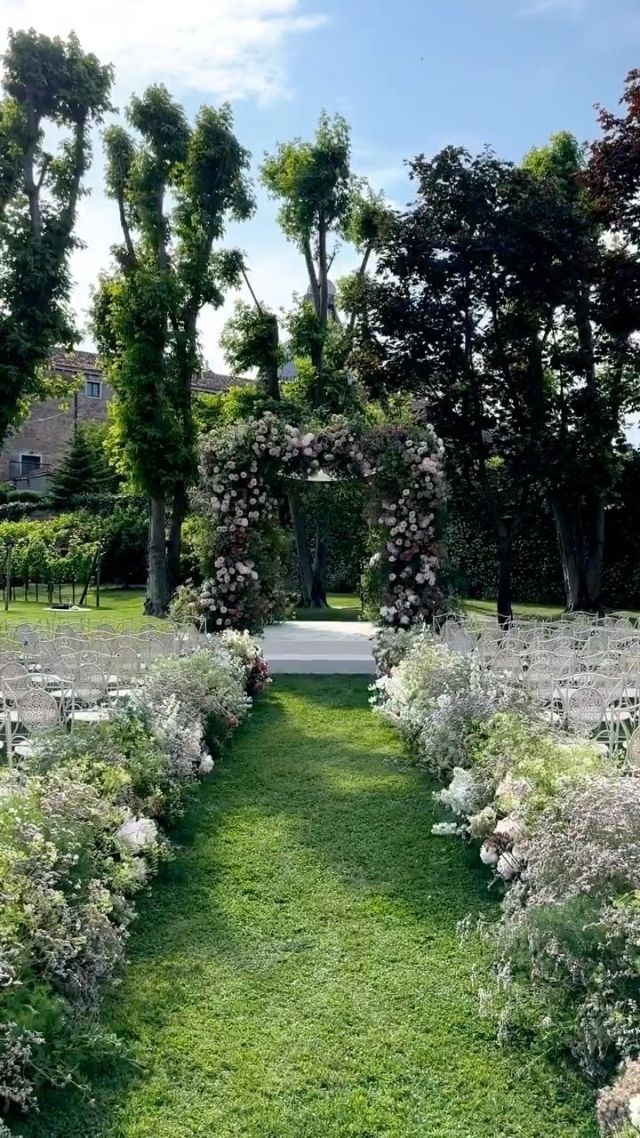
[
  {"xmin": 356, "ymin": 136, "xmax": 640, "ymax": 618},
  {"xmin": 0, "ymin": 29, "xmax": 112, "ymax": 444},
  {"xmin": 50, "ymin": 425, "xmax": 119, "ymax": 510},
  {"xmin": 93, "ymin": 85, "xmax": 253, "ymax": 615},
  {"xmin": 354, "ymin": 147, "xmax": 556, "ymax": 623},
  {"xmin": 521, "ymin": 131, "xmax": 640, "ymax": 611}
]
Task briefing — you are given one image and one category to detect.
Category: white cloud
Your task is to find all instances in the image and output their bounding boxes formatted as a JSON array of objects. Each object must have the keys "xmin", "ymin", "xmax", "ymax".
[
  {"xmin": 0, "ymin": 0, "xmax": 326, "ymax": 102},
  {"xmin": 1, "ymin": 2, "xmax": 328, "ymax": 366}
]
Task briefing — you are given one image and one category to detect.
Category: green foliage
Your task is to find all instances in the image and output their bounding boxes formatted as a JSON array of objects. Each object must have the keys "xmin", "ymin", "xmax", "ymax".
[
  {"xmin": 0, "ymin": 29, "xmax": 112, "ymax": 445},
  {"xmin": 261, "ymin": 112, "xmax": 353, "ymax": 247},
  {"xmin": 7, "ymin": 489, "xmax": 43, "ymax": 504},
  {"xmin": 193, "ymin": 385, "xmax": 283, "ymax": 435},
  {"xmin": 446, "ymin": 451, "xmax": 640, "ymax": 609},
  {"xmin": 0, "ymin": 506, "xmax": 149, "ymax": 589},
  {"xmin": 219, "ymin": 300, "xmax": 281, "ymax": 399},
  {"xmin": 284, "ymin": 481, "xmax": 369, "ymax": 594},
  {"xmin": 0, "ymin": 637, "xmax": 256, "ymax": 1124},
  {"xmin": 50, "ymin": 426, "xmax": 119, "ymax": 510},
  {"xmin": 357, "ymin": 134, "xmax": 640, "ymax": 613},
  {"xmin": 95, "ymin": 84, "xmax": 253, "ymax": 613},
  {"xmin": 17, "ymin": 678, "xmax": 597, "ymax": 1137},
  {"xmin": 96, "ymin": 87, "xmax": 253, "ymax": 495}
]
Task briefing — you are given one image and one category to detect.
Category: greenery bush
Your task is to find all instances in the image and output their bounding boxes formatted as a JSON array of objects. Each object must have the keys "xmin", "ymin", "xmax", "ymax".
[
  {"xmin": 446, "ymin": 452, "xmax": 640, "ymax": 609},
  {"xmin": 374, "ymin": 626, "xmax": 640, "ymax": 1136},
  {"xmin": 7, "ymin": 489, "xmax": 44, "ymax": 505},
  {"xmin": 0, "ymin": 507, "xmax": 149, "ymax": 595},
  {"xmin": 0, "ymin": 634, "xmax": 267, "ymax": 1127}
]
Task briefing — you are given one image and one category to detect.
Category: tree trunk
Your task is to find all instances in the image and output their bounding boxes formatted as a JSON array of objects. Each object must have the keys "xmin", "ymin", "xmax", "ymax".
[
  {"xmin": 167, "ymin": 481, "xmax": 187, "ymax": 592},
  {"xmin": 551, "ymin": 493, "xmax": 605, "ymax": 612},
  {"xmin": 287, "ymin": 488, "xmax": 314, "ymax": 608},
  {"xmin": 496, "ymin": 516, "xmax": 515, "ymax": 629},
  {"xmin": 311, "ymin": 519, "xmax": 328, "ymax": 608},
  {"xmin": 145, "ymin": 495, "xmax": 170, "ymax": 617}
]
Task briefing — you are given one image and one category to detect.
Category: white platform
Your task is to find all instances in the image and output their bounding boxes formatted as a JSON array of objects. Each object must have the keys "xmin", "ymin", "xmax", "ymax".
[{"xmin": 261, "ymin": 620, "xmax": 376, "ymax": 674}]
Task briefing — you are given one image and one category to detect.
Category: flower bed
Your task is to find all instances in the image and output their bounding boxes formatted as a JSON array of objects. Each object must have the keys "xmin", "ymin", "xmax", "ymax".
[
  {"xmin": 372, "ymin": 626, "xmax": 640, "ymax": 1136},
  {"xmin": 0, "ymin": 632, "xmax": 268, "ymax": 1134}
]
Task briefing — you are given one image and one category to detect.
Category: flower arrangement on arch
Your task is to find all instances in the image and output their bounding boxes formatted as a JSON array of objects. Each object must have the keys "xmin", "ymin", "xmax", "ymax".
[{"xmin": 192, "ymin": 412, "xmax": 447, "ymax": 631}]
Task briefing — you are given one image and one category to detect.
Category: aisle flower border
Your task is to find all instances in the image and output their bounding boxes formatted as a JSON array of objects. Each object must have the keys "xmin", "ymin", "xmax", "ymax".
[
  {"xmin": 0, "ymin": 631, "xmax": 269, "ymax": 1129},
  {"xmin": 193, "ymin": 412, "xmax": 447, "ymax": 631},
  {"xmin": 372, "ymin": 625, "xmax": 640, "ymax": 1137}
]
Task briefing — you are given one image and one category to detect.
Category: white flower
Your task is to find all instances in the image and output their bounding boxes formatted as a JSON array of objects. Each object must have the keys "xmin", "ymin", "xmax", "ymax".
[
  {"xmin": 199, "ymin": 754, "xmax": 215, "ymax": 776},
  {"xmin": 496, "ymin": 853, "xmax": 518, "ymax": 881},
  {"xmin": 431, "ymin": 821, "xmax": 464, "ymax": 837},
  {"xmin": 629, "ymin": 1094, "xmax": 640, "ymax": 1128},
  {"xmin": 480, "ymin": 842, "xmax": 499, "ymax": 867},
  {"xmin": 131, "ymin": 858, "xmax": 149, "ymax": 884},
  {"xmin": 116, "ymin": 817, "xmax": 158, "ymax": 850}
]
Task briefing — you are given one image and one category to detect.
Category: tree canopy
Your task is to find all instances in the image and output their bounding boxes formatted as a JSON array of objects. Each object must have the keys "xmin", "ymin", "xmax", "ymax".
[
  {"xmin": 0, "ymin": 29, "xmax": 112, "ymax": 444},
  {"xmin": 93, "ymin": 85, "xmax": 253, "ymax": 614}
]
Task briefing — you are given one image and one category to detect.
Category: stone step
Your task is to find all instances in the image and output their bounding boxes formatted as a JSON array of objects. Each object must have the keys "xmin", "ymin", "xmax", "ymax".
[{"xmin": 261, "ymin": 619, "xmax": 376, "ymax": 676}]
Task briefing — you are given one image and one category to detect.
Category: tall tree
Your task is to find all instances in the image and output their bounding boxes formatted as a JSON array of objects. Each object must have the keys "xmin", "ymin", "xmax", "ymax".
[
  {"xmin": 354, "ymin": 147, "xmax": 555, "ymax": 623},
  {"xmin": 93, "ymin": 86, "xmax": 253, "ymax": 615},
  {"xmin": 357, "ymin": 136, "xmax": 640, "ymax": 618},
  {"xmin": 0, "ymin": 29, "xmax": 112, "ymax": 444},
  {"xmin": 521, "ymin": 131, "xmax": 640, "ymax": 611},
  {"xmin": 224, "ymin": 113, "xmax": 384, "ymax": 607}
]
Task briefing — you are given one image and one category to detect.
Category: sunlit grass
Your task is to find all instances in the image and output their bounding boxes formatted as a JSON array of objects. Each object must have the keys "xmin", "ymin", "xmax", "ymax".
[{"xmin": 21, "ymin": 678, "xmax": 597, "ymax": 1138}]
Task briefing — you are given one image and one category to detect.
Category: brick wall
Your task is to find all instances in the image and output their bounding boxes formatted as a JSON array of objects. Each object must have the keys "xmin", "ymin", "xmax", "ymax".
[
  {"xmin": 0, "ymin": 348, "xmax": 251, "ymax": 489},
  {"xmin": 0, "ymin": 368, "xmax": 111, "ymax": 486}
]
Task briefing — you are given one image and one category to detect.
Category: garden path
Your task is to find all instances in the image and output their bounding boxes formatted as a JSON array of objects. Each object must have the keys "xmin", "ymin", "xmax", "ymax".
[{"xmin": 25, "ymin": 678, "xmax": 596, "ymax": 1138}]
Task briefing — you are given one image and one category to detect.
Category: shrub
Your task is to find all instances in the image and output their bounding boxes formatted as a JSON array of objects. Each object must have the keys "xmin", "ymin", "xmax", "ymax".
[
  {"xmin": 375, "ymin": 618, "xmax": 640, "ymax": 1134},
  {"xmin": 0, "ymin": 634, "xmax": 265, "ymax": 1126},
  {"xmin": 480, "ymin": 777, "xmax": 640, "ymax": 1080},
  {"xmin": 7, "ymin": 489, "xmax": 44, "ymax": 504},
  {"xmin": 372, "ymin": 634, "xmax": 530, "ymax": 778}
]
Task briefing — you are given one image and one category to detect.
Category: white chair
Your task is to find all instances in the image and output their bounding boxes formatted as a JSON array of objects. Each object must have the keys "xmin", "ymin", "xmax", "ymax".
[
  {"xmin": 565, "ymin": 686, "xmax": 607, "ymax": 740},
  {"xmin": 68, "ymin": 668, "xmax": 110, "ymax": 726},
  {"xmin": 10, "ymin": 688, "xmax": 61, "ymax": 759}
]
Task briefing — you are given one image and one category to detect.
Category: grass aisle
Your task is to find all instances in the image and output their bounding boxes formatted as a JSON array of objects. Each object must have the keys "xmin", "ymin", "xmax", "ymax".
[{"xmin": 26, "ymin": 678, "xmax": 596, "ymax": 1138}]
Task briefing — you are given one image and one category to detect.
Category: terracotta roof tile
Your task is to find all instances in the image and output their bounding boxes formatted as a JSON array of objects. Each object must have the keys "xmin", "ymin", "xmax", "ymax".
[{"xmin": 50, "ymin": 348, "xmax": 250, "ymax": 392}]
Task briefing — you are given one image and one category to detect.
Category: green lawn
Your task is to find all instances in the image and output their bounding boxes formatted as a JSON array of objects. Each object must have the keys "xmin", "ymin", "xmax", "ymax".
[
  {"xmin": 0, "ymin": 586, "xmax": 156, "ymax": 629},
  {"xmin": 295, "ymin": 592, "xmax": 362, "ymax": 621},
  {"xmin": 21, "ymin": 677, "xmax": 597, "ymax": 1138},
  {"xmin": 464, "ymin": 598, "xmax": 640, "ymax": 621}
]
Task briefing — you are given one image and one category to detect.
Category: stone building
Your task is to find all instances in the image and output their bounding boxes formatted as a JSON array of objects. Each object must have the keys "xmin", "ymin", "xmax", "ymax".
[{"xmin": 0, "ymin": 349, "xmax": 248, "ymax": 491}]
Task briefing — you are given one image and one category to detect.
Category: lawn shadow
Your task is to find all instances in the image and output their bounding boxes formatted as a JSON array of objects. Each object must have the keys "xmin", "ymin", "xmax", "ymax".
[{"xmin": 17, "ymin": 677, "xmax": 594, "ymax": 1137}]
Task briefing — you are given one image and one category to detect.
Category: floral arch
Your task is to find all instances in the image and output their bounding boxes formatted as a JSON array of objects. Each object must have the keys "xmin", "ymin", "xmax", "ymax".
[{"xmin": 192, "ymin": 412, "xmax": 447, "ymax": 632}]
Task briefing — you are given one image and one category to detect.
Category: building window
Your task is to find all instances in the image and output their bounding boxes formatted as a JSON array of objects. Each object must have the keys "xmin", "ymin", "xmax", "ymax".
[
  {"xmin": 20, "ymin": 454, "xmax": 41, "ymax": 476},
  {"xmin": 86, "ymin": 379, "xmax": 102, "ymax": 399}
]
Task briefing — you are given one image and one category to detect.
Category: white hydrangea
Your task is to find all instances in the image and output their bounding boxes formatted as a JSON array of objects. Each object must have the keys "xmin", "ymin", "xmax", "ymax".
[
  {"xmin": 435, "ymin": 767, "xmax": 480, "ymax": 817},
  {"xmin": 199, "ymin": 754, "xmax": 214, "ymax": 776},
  {"xmin": 116, "ymin": 817, "xmax": 158, "ymax": 850},
  {"xmin": 496, "ymin": 853, "xmax": 519, "ymax": 881},
  {"xmin": 480, "ymin": 841, "xmax": 499, "ymax": 867}
]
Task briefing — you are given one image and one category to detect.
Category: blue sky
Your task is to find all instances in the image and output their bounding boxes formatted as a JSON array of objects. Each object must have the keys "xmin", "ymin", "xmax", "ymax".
[{"xmin": 2, "ymin": 0, "xmax": 639, "ymax": 369}]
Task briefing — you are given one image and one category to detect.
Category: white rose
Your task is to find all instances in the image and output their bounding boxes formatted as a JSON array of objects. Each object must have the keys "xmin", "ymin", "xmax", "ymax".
[
  {"xmin": 480, "ymin": 842, "xmax": 499, "ymax": 867},
  {"xmin": 496, "ymin": 854, "xmax": 518, "ymax": 881},
  {"xmin": 116, "ymin": 817, "xmax": 158, "ymax": 850},
  {"xmin": 199, "ymin": 754, "xmax": 215, "ymax": 776}
]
